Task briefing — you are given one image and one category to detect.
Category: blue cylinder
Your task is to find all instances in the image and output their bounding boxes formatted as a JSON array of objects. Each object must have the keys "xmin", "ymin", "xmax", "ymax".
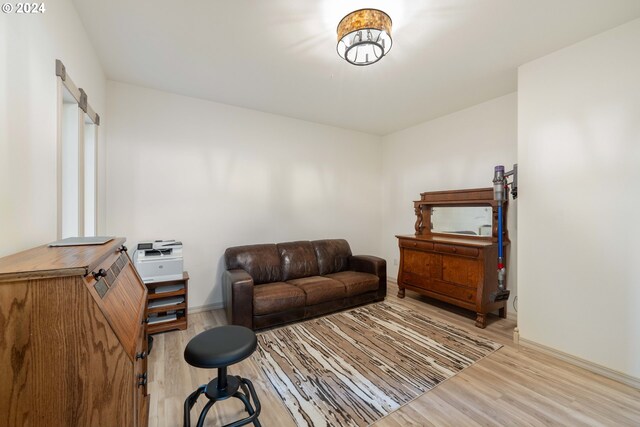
[{"xmin": 498, "ymin": 205, "xmax": 503, "ymax": 259}]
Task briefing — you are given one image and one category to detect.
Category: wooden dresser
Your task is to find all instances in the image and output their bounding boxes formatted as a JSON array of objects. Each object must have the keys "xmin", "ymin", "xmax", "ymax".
[
  {"xmin": 0, "ymin": 238, "xmax": 149, "ymax": 427},
  {"xmin": 396, "ymin": 188, "xmax": 509, "ymax": 328}
]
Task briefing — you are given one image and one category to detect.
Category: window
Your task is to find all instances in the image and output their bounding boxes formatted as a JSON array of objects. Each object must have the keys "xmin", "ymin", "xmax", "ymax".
[
  {"xmin": 56, "ymin": 60, "xmax": 100, "ymax": 239},
  {"xmin": 83, "ymin": 114, "xmax": 98, "ymax": 236}
]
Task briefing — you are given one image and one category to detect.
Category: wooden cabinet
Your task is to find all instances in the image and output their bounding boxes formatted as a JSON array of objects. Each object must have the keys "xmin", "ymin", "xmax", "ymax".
[
  {"xmin": 0, "ymin": 238, "xmax": 149, "ymax": 427},
  {"xmin": 397, "ymin": 235, "xmax": 507, "ymax": 328},
  {"xmin": 144, "ymin": 272, "xmax": 189, "ymax": 334},
  {"xmin": 396, "ymin": 188, "xmax": 509, "ymax": 328}
]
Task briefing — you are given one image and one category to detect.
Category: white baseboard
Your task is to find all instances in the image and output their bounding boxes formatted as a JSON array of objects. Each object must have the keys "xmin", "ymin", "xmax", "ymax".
[
  {"xmin": 520, "ymin": 338, "xmax": 640, "ymax": 390},
  {"xmin": 189, "ymin": 301, "xmax": 224, "ymax": 314}
]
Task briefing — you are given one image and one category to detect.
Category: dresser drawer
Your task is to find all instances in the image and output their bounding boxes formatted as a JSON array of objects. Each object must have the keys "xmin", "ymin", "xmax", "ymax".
[
  {"xmin": 399, "ymin": 239, "xmax": 434, "ymax": 252},
  {"xmin": 428, "ymin": 279, "xmax": 477, "ymax": 303},
  {"xmin": 434, "ymin": 243, "xmax": 479, "ymax": 257}
]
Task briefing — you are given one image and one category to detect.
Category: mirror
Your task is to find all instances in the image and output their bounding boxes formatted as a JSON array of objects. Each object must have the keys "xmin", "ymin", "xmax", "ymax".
[{"xmin": 431, "ymin": 206, "xmax": 493, "ymax": 237}]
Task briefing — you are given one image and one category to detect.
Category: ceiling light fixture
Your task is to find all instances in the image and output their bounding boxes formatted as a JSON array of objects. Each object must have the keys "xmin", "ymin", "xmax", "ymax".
[{"xmin": 337, "ymin": 8, "xmax": 392, "ymax": 66}]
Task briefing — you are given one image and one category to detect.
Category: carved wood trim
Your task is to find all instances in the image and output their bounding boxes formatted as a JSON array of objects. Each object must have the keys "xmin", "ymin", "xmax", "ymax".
[{"xmin": 411, "ymin": 187, "xmax": 509, "ymax": 243}]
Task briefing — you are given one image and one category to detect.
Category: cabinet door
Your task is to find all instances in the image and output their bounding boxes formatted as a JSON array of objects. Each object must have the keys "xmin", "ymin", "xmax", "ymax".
[
  {"xmin": 441, "ymin": 255, "xmax": 482, "ymax": 288},
  {"xmin": 402, "ymin": 249, "xmax": 440, "ymax": 288}
]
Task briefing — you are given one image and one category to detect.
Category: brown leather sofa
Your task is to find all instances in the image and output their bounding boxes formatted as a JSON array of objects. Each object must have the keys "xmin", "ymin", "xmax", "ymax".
[{"xmin": 223, "ymin": 239, "xmax": 386, "ymax": 330}]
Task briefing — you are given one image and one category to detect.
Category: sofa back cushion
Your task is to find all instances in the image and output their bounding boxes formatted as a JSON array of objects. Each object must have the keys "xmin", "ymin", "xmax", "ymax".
[
  {"xmin": 312, "ymin": 239, "xmax": 352, "ymax": 275},
  {"xmin": 224, "ymin": 244, "xmax": 282, "ymax": 284},
  {"xmin": 277, "ymin": 241, "xmax": 319, "ymax": 281}
]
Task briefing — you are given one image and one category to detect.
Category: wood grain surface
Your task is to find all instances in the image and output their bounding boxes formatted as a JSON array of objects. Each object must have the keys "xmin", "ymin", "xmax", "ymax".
[
  {"xmin": 0, "ymin": 238, "xmax": 126, "ymax": 281},
  {"xmin": 147, "ymin": 282, "xmax": 640, "ymax": 427},
  {"xmin": 87, "ymin": 254, "xmax": 147, "ymax": 360},
  {"xmin": 397, "ymin": 234, "xmax": 505, "ymax": 328},
  {"xmin": 0, "ymin": 240, "xmax": 148, "ymax": 427},
  {"xmin": 0, "ymin": 276, "xmax": 134, "ymax": 426}
]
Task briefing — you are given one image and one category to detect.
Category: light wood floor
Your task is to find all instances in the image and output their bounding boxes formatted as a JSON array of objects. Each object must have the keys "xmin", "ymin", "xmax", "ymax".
[{"xmin": 148, "ymin": 284, "xmax": 640, "ymax": 426}]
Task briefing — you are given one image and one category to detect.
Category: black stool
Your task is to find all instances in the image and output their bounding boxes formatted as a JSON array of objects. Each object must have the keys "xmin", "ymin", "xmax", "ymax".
[{"xmin": 184, "ymin": 325, "xmax": 261, "ymax": 427}]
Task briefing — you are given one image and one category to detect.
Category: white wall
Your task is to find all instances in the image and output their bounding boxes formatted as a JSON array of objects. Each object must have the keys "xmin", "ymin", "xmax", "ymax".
[
  {"xmin": 0, "ymin": 1, "xmax": 106, "ymax": 256},
  {"xmin": 518, "ymin": 18, "xmax": 640, "ymax": 379},
  {"xmin": 380, "ymin": 93, "xmax": 518, "ymax": 313},
  {"xmin": 106, "ymin": 82, "xmax": 382, "ymax": 309}
]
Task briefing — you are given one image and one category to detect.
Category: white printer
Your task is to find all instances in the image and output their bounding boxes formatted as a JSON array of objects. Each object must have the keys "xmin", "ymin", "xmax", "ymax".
[{"xmin": 133, "ymin": 240, "xmax": 183, "ymax": 283}]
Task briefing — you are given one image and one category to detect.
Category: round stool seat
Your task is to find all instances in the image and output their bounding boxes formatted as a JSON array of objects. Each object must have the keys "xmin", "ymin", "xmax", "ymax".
[{"xmin": 184, "ymin": 325, "xmax": 257, "ymax": 369}]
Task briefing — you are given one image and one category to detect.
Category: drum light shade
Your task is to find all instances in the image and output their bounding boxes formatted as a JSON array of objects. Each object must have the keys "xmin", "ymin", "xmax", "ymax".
[{"xmin": 337, "ymin": 9, "xmax": 392, "ymax": 66}]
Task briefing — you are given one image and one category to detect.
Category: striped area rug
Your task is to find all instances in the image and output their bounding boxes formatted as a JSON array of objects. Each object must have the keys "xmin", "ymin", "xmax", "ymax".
[{"xmin": 254, "ymin": 301, "xmax": 501, "ymax": 427}]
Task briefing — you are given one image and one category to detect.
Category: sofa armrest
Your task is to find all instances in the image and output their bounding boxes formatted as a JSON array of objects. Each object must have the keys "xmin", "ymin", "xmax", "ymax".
[
  {"xmin": 222, "ymin": 269, "xmax": 254, "ymax": 329},
  {"xmin": 349, "ymin": 255, "xmax": 387, "ymax": 299}
]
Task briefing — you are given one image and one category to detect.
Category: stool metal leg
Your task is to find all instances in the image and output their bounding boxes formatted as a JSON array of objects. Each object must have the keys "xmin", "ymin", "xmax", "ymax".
[
  {"xmin": 184, "ymin": 385, "xmax": 206, "ymax": 427},
  {"xmin": 235, "ymin": 391, "xmax": 252, "ymax": 415},
  {"xmin": 221, "ymin": 377, "xmax": 262, "ymax": 427},
  {"xmin": 196, "ymin": 400, "xmax": 215, "ymax": 427},
  {"xmin": 232, "ymin": 391, "xmax": 261, "ymax": 427},
  {"xmin": 241, "ymin": 378, "xmax": 262, "ymax": 427},
  {"xmin": 239, "ymin": 381, "xmax": 251, "ymax": 409},
  {"xmin": 185, "ymin": 376, "xmax": 261, "ymax": 427}
]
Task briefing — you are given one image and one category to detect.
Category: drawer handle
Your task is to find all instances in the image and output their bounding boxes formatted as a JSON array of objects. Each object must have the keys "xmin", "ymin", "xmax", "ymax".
[
  {"xmin": 413, "ymin": 242, "xmax": 417, "ymax": 247},
  {"xmin": 142, "ymin": 317, "xmax": 150, "ymax": 325},
  {"xmin": 452, "ymin": 247, "xmax": 457, "ymax": 252},
  {"xmin": 92, "ymin": 269, "xmax": 107, "ymax": 280},
  {"xmin": 136, "ymin": 351, "xmax": 148, "ymax": 360}
]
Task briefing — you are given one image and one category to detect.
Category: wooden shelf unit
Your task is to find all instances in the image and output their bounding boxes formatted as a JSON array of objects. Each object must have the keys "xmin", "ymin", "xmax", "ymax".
[{"xmin": 144, "ymin": 271, "xmax": 189, "ymax": 334}]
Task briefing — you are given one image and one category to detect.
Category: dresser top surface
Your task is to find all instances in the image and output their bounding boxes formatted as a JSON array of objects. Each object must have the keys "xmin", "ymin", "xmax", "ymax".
[
  {"xmin": 0, "ymin": 237, "xmax": 126, "ymax": 281},
  {"xmin": 396, "ymin": 234, "xmax": 496, "ymax": 247}
]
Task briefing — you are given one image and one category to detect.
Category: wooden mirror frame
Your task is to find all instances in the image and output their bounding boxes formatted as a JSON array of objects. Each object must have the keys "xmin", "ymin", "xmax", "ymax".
[{"xmin": 413, "ymin": 187, "xmax": 508, "ymax": 243}]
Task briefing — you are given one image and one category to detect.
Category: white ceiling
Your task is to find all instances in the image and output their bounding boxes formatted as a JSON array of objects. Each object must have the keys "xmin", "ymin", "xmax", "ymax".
[{"xmin": 72, "ymin": 0, "xmax": 640, "ymax": 135}]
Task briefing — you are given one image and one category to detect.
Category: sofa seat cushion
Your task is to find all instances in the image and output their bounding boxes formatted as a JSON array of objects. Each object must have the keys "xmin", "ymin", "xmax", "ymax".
[
  {"xmin": 253, "ymin": 282, "xmax": 306, "ymax": 315},
  {"xmin": 287, "ymin": 276, "xmax": 346, "ymax": 306},
  {"xmin": 325, "ymin": 271, "xmax": 379, "ymax": 297}
]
